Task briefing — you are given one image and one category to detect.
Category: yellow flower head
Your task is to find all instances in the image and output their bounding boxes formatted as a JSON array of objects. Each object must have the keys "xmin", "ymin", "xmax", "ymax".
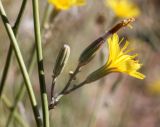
[
  {"xmin": 48, "ymin": 0, "xmax": 86, "ymax": 10},
  {"xmin": 86, "ymin": 34, "xmax": 145, "ymax": 83},
  {"xmin": 106, "ymin": 0, "xmax": 140, "ymax": 18},
  {"xmin": 106, "ymin": 34, "xmax": 144, "ymax": 79}
]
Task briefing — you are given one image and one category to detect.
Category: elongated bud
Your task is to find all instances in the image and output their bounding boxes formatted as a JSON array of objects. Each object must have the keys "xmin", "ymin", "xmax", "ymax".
[
  {"xmin": 102, "ymin": 18, "xmax": 135, "ymax": 39},
  {"xmin": 53, "ymin": 44, "xmax": 70, "ymax": 77},
  {"xmin": 79, "ymin": 37, "xmax": 104, "ymax": 66}
]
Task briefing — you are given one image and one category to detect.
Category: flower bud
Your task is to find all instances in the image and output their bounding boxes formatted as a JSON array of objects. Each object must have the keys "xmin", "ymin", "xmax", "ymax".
[
  {"xmin": 53, "ymin": 44, "xmax": 70, "ymax": 77},
  {"xmin": 79, "ymin": 37, "xmax": 104, "ymax": 66},
  {"xmin": 102, "ymin": 18, "xmax": 135, "ymax": 39}
]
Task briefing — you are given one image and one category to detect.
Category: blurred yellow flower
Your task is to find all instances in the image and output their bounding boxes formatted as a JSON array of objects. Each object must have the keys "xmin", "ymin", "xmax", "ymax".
[
  {"xmin": 86, "ymin": 34, "xmax": 145, "ymax": 83},
  {"xmin": 147, "ymin": 80, "xmax": 160, "ymax": 95},
  {"xmin": 105, "ymin": 0, "xmax": 140, "ymax": 18},
  {"xmin": 48, "ymin": 0, "xmax": 86, "ymax": 10}
]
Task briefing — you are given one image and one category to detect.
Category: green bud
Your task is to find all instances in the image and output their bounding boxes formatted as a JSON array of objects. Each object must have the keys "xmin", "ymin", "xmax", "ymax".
[
  {"xmin": 79, "ymin": 37, "xmax": 104, "ymax": 66},
  {"xmin": 53, "ymin": 44, "xmax": 70, "ymax": 77}
]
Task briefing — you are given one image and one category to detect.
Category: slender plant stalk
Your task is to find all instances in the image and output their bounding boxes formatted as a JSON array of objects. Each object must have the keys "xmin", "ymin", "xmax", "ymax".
[
  {"xmin": 5, "ymin": 47, "xmax": 36, "ymax": 127},
  {"xmin": 63, "ymin": 80, "xmax": 87, "ymax": 95},
  {"xmin": 0, "ymin": 0, "xmax": 27, "ymax": 99},
  {"xmin": 32, "ymin": 0, "xmax": 49, "ymax": 127},
  {"xmin": 6, "ymin": 3, "xmax": 54, "ymax": 127},
  {"xmin": 2, "ymin": 95, "xmax": 29, "ymax": 127},
  {"xmin": 49, "ymin": 65, "xmax": 81, "ymax": 109},
  {"xmin": 0, "ymin": 1, "xmax": 42, "ymax": 127},
  {"xmin": 59, "ymin": 65, "xmax": 81, "ymax": 95}
]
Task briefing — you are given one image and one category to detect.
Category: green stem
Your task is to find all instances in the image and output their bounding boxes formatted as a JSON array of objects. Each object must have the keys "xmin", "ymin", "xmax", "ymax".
[
  {"xmin": 49, "ymin": 80, "xmax": 87, "ymax": 109},
  {"xmin": 5, "ymin": 47, "xmax": 36, "ymax": 127},
  {"xmin": 6, "ymin": 3, "xmax": 55, "ymax": 127},
  {"xmin": 59, "ymin": 65, "xmax": 81, "ymax": 95},
  {"xmin": 0, "ymin": 0, "xmax": 27, "ymax": 99},
  {"xmin": 0, "ymin": 1, "xmax": 42, "ymax": 127},
  {"xmin": 63, "ymin": 80, "xmax": 87, "ymax": 95},
  {"xmin": 0, "ymin": 44, "xmax": 13, "ymax": 98},
  {"xmin": 32, "ymin": 1, "xmax": 49, "ymax": 127},
  {"xmin": 2, "ymin": 95, "xmax": 29, "ymax": 127}
]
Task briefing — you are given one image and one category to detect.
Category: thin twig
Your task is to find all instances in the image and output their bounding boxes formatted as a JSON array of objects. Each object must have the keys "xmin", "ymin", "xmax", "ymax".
[
  {"xmin": 49, "ymin": 80, "xmax": 87, "ymax": 110},
  {"xmin": 49, "ymin": 64, "xmax": 81, "ymax": 110},
  {"xmin": 63, "ymin": 80, "xmax": 87, "ymax": 95},
  {"xmin": 59, "ymin": 64, "xmax": 81, "ymax": 95}
]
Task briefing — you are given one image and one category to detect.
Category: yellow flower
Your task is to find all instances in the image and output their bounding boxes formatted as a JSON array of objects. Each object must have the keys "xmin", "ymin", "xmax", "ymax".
[
  {"xmin": 48, "ymin": 0, "xmax": 85, "ymax": 10},
  {"xmin": 106, "ymin": 34, "xmax": 144, "ymax": 78},
  {"xmin": 105, "ymin": 0, "xmax": 140, "ymax": 18},
  {"xmin": 86, "ymin": 34, "xmax": 145, "ymax": 83}
]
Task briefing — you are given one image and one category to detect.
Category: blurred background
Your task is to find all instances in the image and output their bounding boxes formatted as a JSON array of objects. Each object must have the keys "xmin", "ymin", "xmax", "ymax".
[{"xmin": 0, "ymin": 0, "xmax": 160, "ymax": 127}]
